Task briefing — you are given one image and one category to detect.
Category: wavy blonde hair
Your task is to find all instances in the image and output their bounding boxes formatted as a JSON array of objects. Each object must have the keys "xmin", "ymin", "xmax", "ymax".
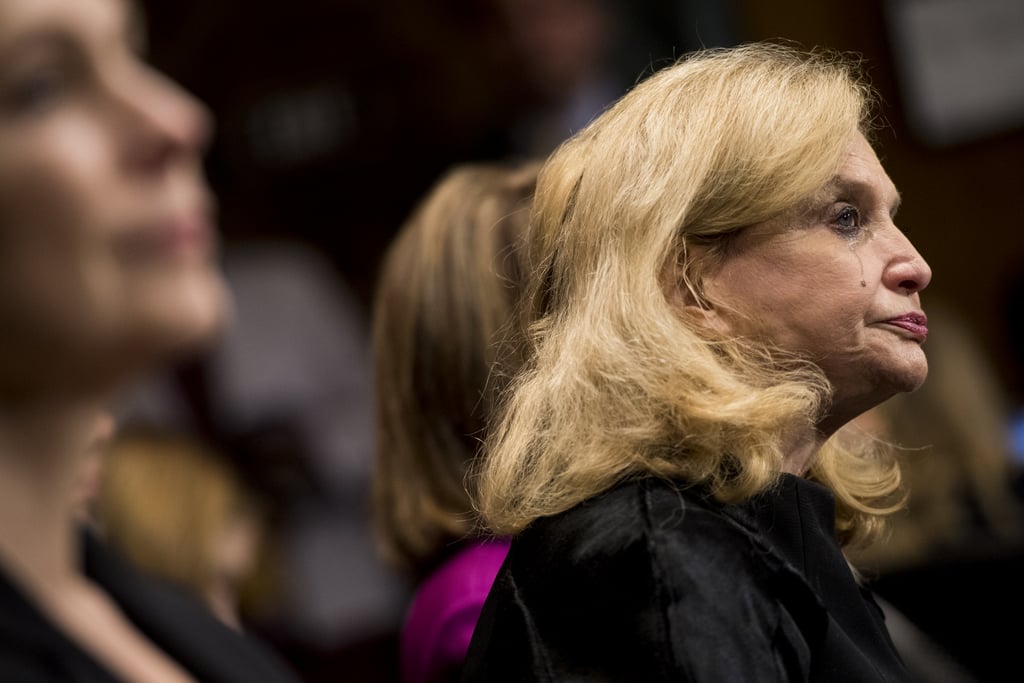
[
  {"xmin": 371, "ymin": 160, "xmax": 540, "ymax": 576},
  {"xmin": 474, "ymin": 42, "xmax": 903, "ymax": 551}
]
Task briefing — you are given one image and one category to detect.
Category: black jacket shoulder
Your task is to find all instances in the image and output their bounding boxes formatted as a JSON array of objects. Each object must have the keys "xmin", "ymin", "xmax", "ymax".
[
  {"xmin": 463, "ymin": 475, "xmax": 909, "ymax": 682},
  {"xmin": 0, "ymin": 530, "xmax": 300, "ymax": 683}
]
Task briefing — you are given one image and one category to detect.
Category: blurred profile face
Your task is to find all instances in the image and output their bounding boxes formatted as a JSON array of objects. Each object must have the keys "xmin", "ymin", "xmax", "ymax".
[
  {"xmin": 700, "ymin": 132, "xmax": 932, "ymax": 430},
  {"xmin": 0, "ymin": 0, "xmax": 229, "ymax": 397}
]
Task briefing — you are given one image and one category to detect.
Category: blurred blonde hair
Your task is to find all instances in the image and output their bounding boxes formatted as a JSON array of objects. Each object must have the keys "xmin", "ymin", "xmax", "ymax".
[
  {"xmin": 474, "ymin": 42, "xmax": 902, "ymax": 550},
  {"xmin": 94, "ymin": 426, "xmax": 271, "ymax": 618},
  {"xmin": 371, "ymin": 159, "xmax": 540, "ymax": 576}
]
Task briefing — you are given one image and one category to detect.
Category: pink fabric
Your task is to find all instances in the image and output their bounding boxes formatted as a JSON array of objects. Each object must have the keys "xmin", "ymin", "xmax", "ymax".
[{"xmin": 400, "ymin": 537, "xmax": 511, "ymax": 683}]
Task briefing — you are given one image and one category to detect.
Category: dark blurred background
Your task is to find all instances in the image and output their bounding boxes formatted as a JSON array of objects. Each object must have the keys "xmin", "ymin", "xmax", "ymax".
[
  {"xmin": 138, "ymin": 0, "xmax": 1024, "ymax": 394},
  {"xmin": 129, "ymin": 0, "xmax": 1024, "ymax": 681}
]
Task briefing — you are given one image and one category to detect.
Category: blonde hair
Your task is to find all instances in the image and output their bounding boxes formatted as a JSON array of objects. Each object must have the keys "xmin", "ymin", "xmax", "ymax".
[
  {"xmin": 94, "ymin": 427, "xmax": 268, "ymax": 611},
  {"xmin": 371, "ymin": 159, "xmax": 540, "ymax": 576},
  {"xmin": 475, "ymin": 42, "xmax": 901, "ymax": 550}
]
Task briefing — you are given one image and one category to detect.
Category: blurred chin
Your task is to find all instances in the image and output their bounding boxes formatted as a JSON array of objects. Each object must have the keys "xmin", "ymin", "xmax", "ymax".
[
  {"xmin": 0, "ymin": 266, "xmax": 233, "ymax": 400},
  {"xmin": 153, "ymin": 269, "xmax": 233, "ymax": 358},
  {"xmin": 110, "ymin": 264, "xmax": 233, "ymax": 376}
]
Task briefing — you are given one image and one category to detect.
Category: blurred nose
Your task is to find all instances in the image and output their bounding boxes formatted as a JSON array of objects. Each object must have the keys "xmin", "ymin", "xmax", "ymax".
[
  {"xmin": 882, "ymin": 223, "xmax": 932, "ymax": 295},
  {"xmin": 112, "ymin": 63, "xmax": 213, "ymax": 173}
]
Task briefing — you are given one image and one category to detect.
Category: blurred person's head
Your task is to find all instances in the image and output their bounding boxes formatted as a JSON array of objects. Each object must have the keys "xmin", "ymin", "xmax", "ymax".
[
  {"xmin": 0, "ymin": 0, "xmax": 230, "ymax": 403},
  {"xmin": 499, "ymin": 0, "xmax": 613, "ymax": 100},
  {"xmin": 371, "ymin": 159, "xmax": 540, "ymax": 577},
  {"xmin": 94, "ymin": 426, "xmax": 269, "ymax": 630}
]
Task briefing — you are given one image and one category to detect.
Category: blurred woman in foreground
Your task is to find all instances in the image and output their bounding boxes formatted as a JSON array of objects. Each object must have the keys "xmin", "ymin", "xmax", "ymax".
[{"xmin": 0, "ymin": 0, "xmax": 296, "ymax": 680}]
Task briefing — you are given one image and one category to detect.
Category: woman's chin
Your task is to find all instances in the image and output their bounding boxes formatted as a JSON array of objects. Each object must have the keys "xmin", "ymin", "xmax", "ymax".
[
  {"xmin": 161, "ymin": 275, "xmax": 234, "ymax": 357},
  {"xmin": 867, "ymin": 348, "xmax": 929, "ymax": 398},
  {"xmin": 124, "ymin": 270, "xmax": 234, "ymax": 368},
  {"xmin": 828, "ymin": 356, "xmax": 929, "ymax": 430},
  {"xmin": 893, "ymin": 354, "xmax": 929, "ymax": 394}
]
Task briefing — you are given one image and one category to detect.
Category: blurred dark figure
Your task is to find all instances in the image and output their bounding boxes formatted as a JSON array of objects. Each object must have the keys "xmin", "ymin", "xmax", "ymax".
[
  {"xmin": 498, "ymin": 0, "xmax": 743, "ymax": 159},
  {"xmin": 498, "ymin": 0, "xmax": 627, "ymax": 157}
]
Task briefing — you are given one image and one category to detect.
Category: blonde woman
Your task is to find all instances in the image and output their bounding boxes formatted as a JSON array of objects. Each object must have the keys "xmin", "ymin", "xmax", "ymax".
[
  {"xmin": 463, "ymin": 42, "xmax": 931, "ymax": 681},
  {"xmin": 372, "ymin": 160, "xmax": 539, "ymax": 683}
]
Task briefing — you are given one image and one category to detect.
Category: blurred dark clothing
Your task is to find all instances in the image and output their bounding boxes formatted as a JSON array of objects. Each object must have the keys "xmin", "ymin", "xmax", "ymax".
[
  {"xmin": 463, "ymin": 475, "xmax": 909, "ymax": 682},
  {"xmin": 868, "ymin": 541, "xmax": 1024, "ymax": 683},
  {"xmin": 0, "ymin": 530, "xmax": 299, "ymax": 683}
]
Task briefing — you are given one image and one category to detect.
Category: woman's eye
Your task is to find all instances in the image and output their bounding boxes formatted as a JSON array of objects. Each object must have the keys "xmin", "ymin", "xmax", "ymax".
[
  {"xmin": 2, "ymin": 69, "xmax": 67, "ymax": 114},
  {"xmin": 833, "ymin": 205, "xmax": 861, "ymax": 238}
]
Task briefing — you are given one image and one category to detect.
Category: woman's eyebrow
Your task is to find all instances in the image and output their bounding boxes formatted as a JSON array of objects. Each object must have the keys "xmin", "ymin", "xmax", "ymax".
[
  {"xmin": 0, "ymin": 1, "xmax": 136, "ymax": 67},
  {"xmin": 823, "ymin": 175, "xmax": 903, "ymax": 216},
  {"xmin": 0, "ymin": 28, "xmax": 77, "ymax": 69}
]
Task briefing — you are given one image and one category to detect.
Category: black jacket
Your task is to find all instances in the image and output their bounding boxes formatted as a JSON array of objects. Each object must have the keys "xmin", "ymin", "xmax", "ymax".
[
  {"xmin": 462, "ymin": 474, "xmax": 909, "ymax": 682},
  {"xmin": 0, "ymin": 530, "xmax": 299, "ymax": 683}
]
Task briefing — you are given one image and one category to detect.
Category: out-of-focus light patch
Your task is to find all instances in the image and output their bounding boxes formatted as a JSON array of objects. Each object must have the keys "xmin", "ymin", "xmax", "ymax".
[
  {"xmin": 885, "ymin": 0, "xmax": 1024, "ymax": 147},
  {"xmin": 245, "ymin": 84, "xmax": 357, "ymax": 168},
  {"xmin": 1009, "ymin": 410, "xmax": 1024, "ymax": 465}
]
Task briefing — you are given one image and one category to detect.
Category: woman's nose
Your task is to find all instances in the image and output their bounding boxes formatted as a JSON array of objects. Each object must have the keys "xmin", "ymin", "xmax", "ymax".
[
  {"xmin": 883, "ymin": 224, "xmax": 932, "ymax": 295},
  {"xmin": 114, "ymin": 64, "xmax": 213, "ymax": 173}
]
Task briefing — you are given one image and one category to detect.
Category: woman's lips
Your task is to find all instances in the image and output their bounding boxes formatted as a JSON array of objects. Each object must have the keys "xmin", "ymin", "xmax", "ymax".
[
  {"xmin": 119, "ymin": 208, "xmax": 215, "ymax": 261},
  {"xmin": 883, "ymin": 312, "xmax": 928, "ymax": 341},
  {"xmin": 160, "ymin": 211, "xmax": 214, "ymax": 255}
]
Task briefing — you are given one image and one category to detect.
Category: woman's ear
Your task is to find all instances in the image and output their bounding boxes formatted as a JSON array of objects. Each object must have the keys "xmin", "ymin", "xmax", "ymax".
[{"xmin": 662, "ymin": 261, "xmax": 730, "ymax": 335}]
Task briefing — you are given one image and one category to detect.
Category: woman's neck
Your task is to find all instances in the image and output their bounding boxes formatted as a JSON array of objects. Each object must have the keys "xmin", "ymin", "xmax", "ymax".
[
  {"xmin": 0, "ymin": 397, "xmax": 199, "ymax": 683},
  {"xmin": 780, "ymin": 427, "xmax": 826, "ymax": 476},
  {"xmin": 0, "ymin": 398, "xmax": 107, "ymax": 594}
]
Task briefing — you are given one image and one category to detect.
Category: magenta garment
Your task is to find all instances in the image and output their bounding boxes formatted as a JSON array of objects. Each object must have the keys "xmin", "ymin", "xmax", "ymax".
[{"xmin": 400, "ymin": 537, "xmax": 511, "ymax": 683}]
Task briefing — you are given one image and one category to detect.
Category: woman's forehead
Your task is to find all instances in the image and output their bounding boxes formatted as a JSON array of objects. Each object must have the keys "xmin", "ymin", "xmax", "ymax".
[{"xmin": 0, "ymin": 0, "xmax": 130, "ymax": 52}]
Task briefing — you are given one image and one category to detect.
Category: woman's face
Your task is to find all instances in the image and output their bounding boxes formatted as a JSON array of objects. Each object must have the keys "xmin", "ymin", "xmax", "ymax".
[
  {"xmin": 0, "ymin": 0, "xmax": 229, "ymax": 396},
  {"xmin": 700, "ymin": 132, "xmax": 932, "ymax": 430}
]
